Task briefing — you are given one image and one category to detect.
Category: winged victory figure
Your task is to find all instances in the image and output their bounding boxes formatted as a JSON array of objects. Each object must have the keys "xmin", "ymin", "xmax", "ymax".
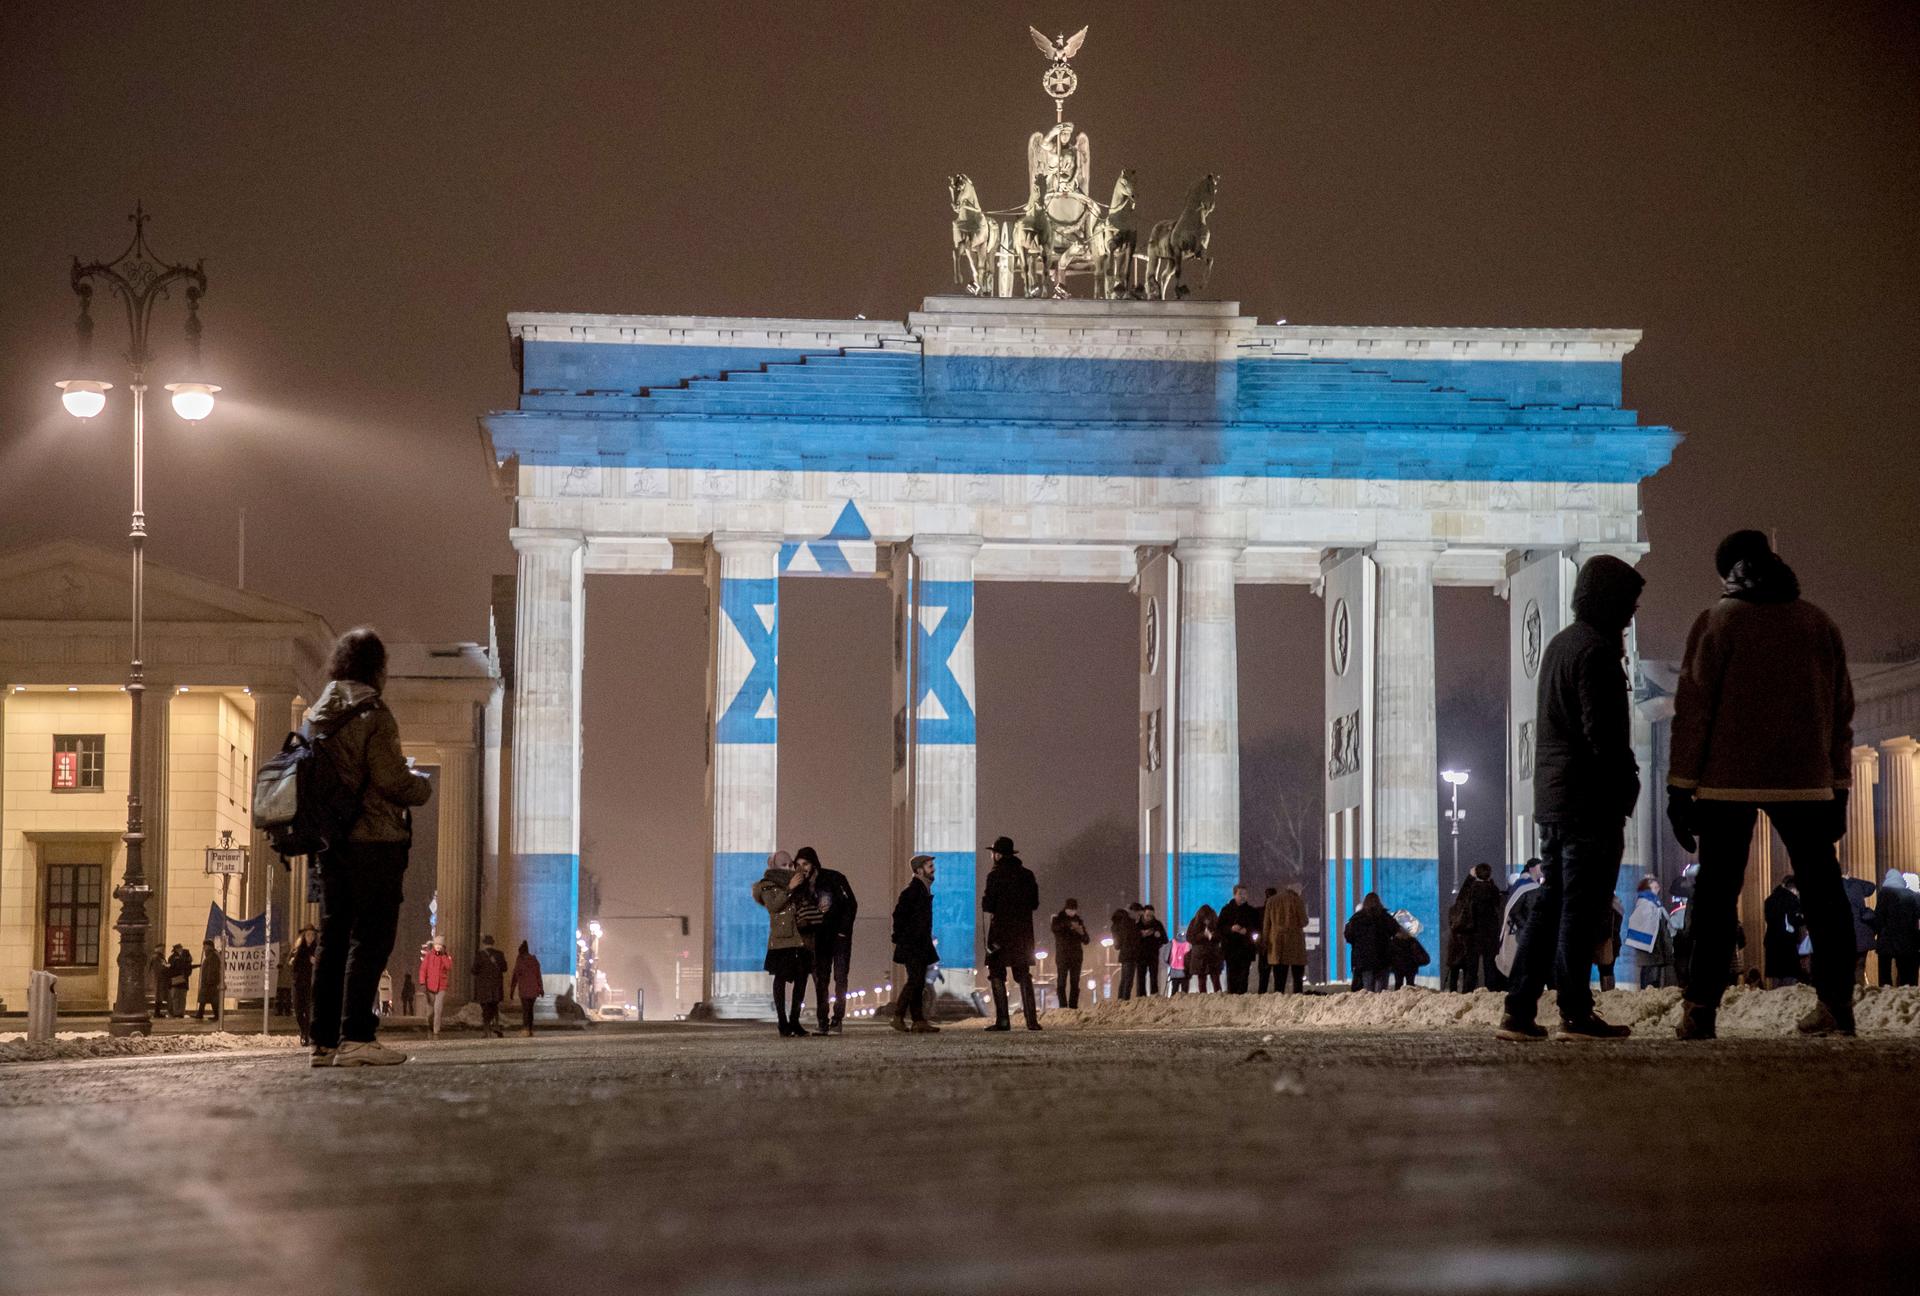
[{"xmin": 1029, "ymin": 25, "xmax": 1088, "ymax": 63}]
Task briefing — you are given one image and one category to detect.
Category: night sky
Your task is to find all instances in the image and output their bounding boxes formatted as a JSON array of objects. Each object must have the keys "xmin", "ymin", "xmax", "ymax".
[{"xmin": 3, "ymin": 3, "xmax": 1915, "ymax": 1011}]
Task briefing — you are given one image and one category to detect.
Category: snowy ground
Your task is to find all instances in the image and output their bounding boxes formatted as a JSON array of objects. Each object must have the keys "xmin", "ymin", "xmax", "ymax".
[
  {"xmin": 1, "ymin": 1021, "xmax": 1913, "ymax": 1295},
  {"xmin": 0, "ymin": 1029, "xmax": 305, "ymax": 1063},
  {"xmin": 1025, "ymin": 983, "xmax": 1920, "ymax": 1037}
]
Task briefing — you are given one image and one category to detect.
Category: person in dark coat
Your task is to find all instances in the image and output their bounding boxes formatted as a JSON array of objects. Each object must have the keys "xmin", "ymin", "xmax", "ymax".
[
  {"xmin": 891, "ymin": 854, "xmax": 939, "ymax": 1032},
  {"xmin": 981, "ymin": 836, "xmax": 1041, "ymax": 1030},
  {"xmin": 1763, "ymin": 877, "xmax": 1807, "ymax": 988},
  {"xmin": 471, "ymin": 933, "xmax": 508, "ymax": 1037},
  {"xmin": 796, "ymin": 846, "xmax": 858, "ymax": 1036},
  {"xmin": 306, "ymin": 627, "xmax": 434, "ymax": 1068},
  {"xmin": 1875, "ymin": 870, "xmax": 1920, "ymax": 986},
  {"xmin": 1344, "ymin": 894, "xmax": 1398, "ymax": 992},
  {"xmin": 1498, "ymin": 554, "xmax": 1643, "ymax": 1041},
  {"xmin": 1388, "ymin": 912, "xmax": 1431, "ymax": 989},
  {"xmin": 1136, "ymin": 904, "xmax": 1169, "ymax": 997},
  {"xmin": 1218, "ymin": 885, "xmax": 1262, "ymax": 994},
  {"xmin": 195, "ymin": 941, "xmax": 223, "ymax": 1021},
  {"xmin": 510, "ymin": 940, "xmax": 544, "ymax": 1036},
  {"xmin": 289, "ymin": 924, "xmax": 318, "ymax": 1045},
  {"xmin": 1668, "ymin": 530, "xmax": 1857, "ymax": 1039},
  {"xmin": 1841, "ymin": 874, "xmax": 1878, "ymax": 985},
  {"xmin": 1110, "ymin": 908, "xmax": 1142, "ymax": 1000},
  {"xmin": 166, "ymin": 944, "xmax": 193, "ymax": 1018},
  {"xmin": 1049, "ymin": 899, "xmax": 1091, "ymax": 1010},
  {"xmin": 1184, "ymin": 903, "xmax": 1222, "ymax": 994},
  {"xmin": 1452, "ymin": 864, "xmax": 1505, "ymax": 991}
]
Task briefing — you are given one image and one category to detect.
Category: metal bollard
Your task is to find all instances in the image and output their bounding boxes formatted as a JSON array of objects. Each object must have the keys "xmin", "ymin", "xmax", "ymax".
[{"xmin": 27, "ymin": 970, "xmax": 58, "ymax": 1043}]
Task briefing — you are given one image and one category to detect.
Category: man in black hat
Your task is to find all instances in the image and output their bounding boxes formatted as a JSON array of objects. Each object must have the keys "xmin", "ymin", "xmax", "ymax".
[
  {"xmin": 289, "ymin": 924, "xmax": 319, "ymax": 1046},
  {"xmin": 891, "ymin": 854, "xmax": 939, "ymax": 1033},
  {"xmin": 981, "ymin": 836, "xmax": 1041, "ymax": 1030},
  {"xmin": 795, "ymin": 846, "xmax": 858, "ymax": 1035}
]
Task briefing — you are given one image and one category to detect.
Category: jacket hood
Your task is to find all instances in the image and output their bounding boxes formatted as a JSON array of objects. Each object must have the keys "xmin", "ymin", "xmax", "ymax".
[
  {"xmin": 1723, "ymin": 554, "xmax": 1801, "ymax": 605},
  {"xmin": 1571, "ymin": 555, "xmax": 1645, "ymax": 635},
  {"xmin": 1886, "ymin": 869, "xmax": 1909, "ymax": 891},
  {"xmin": 304, "ymin": 680, "xmax": 378, "ymax": 734},
  {"xmin": 759, "ymin": 866, "xmax": 794, "ymax": 887}
]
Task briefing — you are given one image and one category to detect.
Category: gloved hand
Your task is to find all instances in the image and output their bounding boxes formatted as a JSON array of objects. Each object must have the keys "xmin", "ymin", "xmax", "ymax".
[{"xmin": 1667, "ymin": 787, "xmax": 1698, "ymax": 854}]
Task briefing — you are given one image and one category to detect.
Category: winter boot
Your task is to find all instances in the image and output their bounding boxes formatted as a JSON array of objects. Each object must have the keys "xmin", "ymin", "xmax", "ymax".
[
  {"xmin": 985, "ymin": 982, "xmax": 1012, "ymax": 1031},
  {"xmin": 1675, "ymin": 1001, "xmax": 1717, "ymax": 1041},
  {"xmin": 909, "ymin": 1019, "xmax": 941, "ymax": 1033},
  {"xmin": 1558, "ymin": 1013, "xmax": 1631, "ymax": 1040},
  {"xmin": 1494, "ymin": 1014, "xmax": 1547, "ymax": 1042},
  {"xmin": 889, "ymin": 1008, "xmax": 909, "ymax": 1033},
  {"xmin": 1796, "ymin": 999, "xmax": 1856, "ymax": 1037}
]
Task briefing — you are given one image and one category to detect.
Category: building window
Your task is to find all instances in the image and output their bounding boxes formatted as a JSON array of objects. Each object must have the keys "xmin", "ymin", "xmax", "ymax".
[
  {"xmin": 52, "ymin": 735, "xmax": 106, "ymax": 792},
  {"xmin": 44, "ymin": 863, "xmax": 104, "ymax": 967}
]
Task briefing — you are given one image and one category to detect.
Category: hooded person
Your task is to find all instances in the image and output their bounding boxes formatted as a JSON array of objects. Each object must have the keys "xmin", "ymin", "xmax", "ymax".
[
  {"xmin": 1452, "ymin": 864, "xmax": 1505, "ymax": 991},
  {"xmin": 1497, "ymin": 554, "xmax": 1644, "ymax": 1042},
  {"xmin": 1875, "ymin": 869, "xmax": 1920, "ymax": 987},
  {"xmin": 980, "ymin": 836, "xmax": 1041, "ymax": 1030},
  {"xmin": 796, "ymin": 846, "xmax": 858, "ymax": 1036},
  {"xmin": 1668, "ymin": 531, "xmax": 1857, "ymax": 1039}
]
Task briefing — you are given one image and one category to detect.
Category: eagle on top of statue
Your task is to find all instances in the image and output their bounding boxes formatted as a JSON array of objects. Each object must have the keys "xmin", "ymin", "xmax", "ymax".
[{"xmin": 1029, "ymin": 25, "xmax": 1087, "ymax": 62}]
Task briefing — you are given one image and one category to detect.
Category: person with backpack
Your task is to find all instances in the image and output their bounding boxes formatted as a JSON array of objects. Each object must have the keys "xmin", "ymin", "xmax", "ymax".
[{"xmin": 303, "ymin": 627, "xmax": 433, "ymax": 1068}]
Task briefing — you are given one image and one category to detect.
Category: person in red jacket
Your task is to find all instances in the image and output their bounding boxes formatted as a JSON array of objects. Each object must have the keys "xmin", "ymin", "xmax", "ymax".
[
  {"xmin": 510, "ymin": 941, "xmax": 544, "ymax": 1037},
  {"xmin": 417, "ymin": 934, "xmax": 454, "ymax": 1038}
]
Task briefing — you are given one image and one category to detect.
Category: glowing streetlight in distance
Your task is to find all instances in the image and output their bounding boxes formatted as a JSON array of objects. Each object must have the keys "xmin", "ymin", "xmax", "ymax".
[
  {"xmin": 164, "ymin": 382, "xmax": 220, "ymax": 422},
  {"xmin": 56, "ymin": 379, "xmax": 111, "ymax": 418},
  {"xmin": 1441, "ymin": 769, "xmax": 1469, "ymax": 787}
]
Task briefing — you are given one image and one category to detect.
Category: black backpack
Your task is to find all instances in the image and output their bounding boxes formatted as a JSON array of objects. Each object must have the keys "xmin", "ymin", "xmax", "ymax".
[{"xmin": 251, "ymin": 700, "xmax": 373, "ymax": 861}]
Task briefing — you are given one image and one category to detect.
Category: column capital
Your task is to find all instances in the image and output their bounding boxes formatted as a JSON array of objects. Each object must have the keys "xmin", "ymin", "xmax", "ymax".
[
  {"xmin": 509, "ymin": 527, "xmax": 585, "ymax": 556},
  {"xmin": 1882, "ymin": 736, "xmax": 1920, "ymax": 758},
  {"xmin": 708, "ymin": 532, "xmax": 781, "ymax": 559},
  {"xmin": 911, "ymin": 534, "xmax": 983, "ymax": 560},
  {"xmin": 1370, "ymin": 540, "xmax": 1444, "ymax": 568},
  {"xmin": 1174, "ymin": 536, "xmax": 1245, "ymax": 561},
  {"xmin": 1570, "ymin": 542, "xmax": 1650, "ymax": 567}
]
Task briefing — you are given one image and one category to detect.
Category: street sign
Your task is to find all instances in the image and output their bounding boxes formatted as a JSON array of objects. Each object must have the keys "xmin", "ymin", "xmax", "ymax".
[{"xmin": 205, "ymin": 847, "xmax": 247, "ymax": 876}]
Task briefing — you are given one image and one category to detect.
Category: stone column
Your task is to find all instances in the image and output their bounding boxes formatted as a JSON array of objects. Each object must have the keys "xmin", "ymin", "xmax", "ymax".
[
  {"xmin": 141, "ymin": 688, "xmax": 172, "ymax": 962},
  {"xmin": 1741, "ymin": 812, "xmax": 1775, "ymax": 966},
  {"xmin": 706, "ymin": 535, "xmax": 780, "ymax": 1017},
  {"xmin": 1173, "ymin": 539, "xmax": 1242, "ymax": 930},
  {"xmin": 906, "ymin": 538, "xmax": 980, "ymax": 983},
  {"xmin": 507, "ymin": 529, "xmax": 585, "ymax": 995},
  {"xmin": 1372, "ymin": 543, "xmax": 1442, "ymax": 953},
  {"xmin": 1845, "ymin": 745, "xmax": 1879, "ymax": 882},
  {"xmin": 1503, "ymin": 550, "xmax": 1575, "ymax": 868},
  {"xmin": 435, "ymin": 743, "xmax": 480, "ymax": 1003},
  {"xmin": 1881, "ymin": 738, "xmax": 1917, "ymax": 876},
  {"xmin": 481, "ymin": 682, "xmax": 505, "ymax": 952},
  {"xmin": 248, "ymin": 692, "xmax": 296, "ymax": 939},
  {"xmin": 1136, "ymin": 550, "xmax": 1176, "ymax": 920}
]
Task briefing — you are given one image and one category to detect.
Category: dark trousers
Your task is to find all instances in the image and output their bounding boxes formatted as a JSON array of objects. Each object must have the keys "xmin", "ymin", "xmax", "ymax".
[
  {"xmin": 1057, "ymin": 960, "xmax": 1082, "ymax": 1009},
  {"xmin": 311, "ymin": 841, "xmax": 407, "ymax": 1050},
  {"xmin": 895, "ymin": 959, "xmax": 931, "ymax": 1022},
  {"xmin": 480, "ymin": 1000, "xmax": 502, "ymax": 1034},
  {"xmin": 521, "ymin": 998, "xmax": 536, "ymax": 1032},
  {"xmin": 293, "ymin": 980, "xmax": 313, "ymax": 1044},
  {"xmin": 1275, "ymin": 964, "xmax": 1304, "ymax": 993},
  {"xmin": 1142, "ymin": 959, "xmax": 1161, "ymax": 997},
  {"xmin": 988, "ymin": 958, "xmax": 1038, "ymax": 1024},
  {"xmin": 771, "ymin": 974, "xmax": 806, "ymax": 1029},
  {"xmin": 1192, "ymin": 963, "xmax": 1221, "ymax": 993},
  {"xmin": 1116, "ymin": 959, "xmax": 1138, "ymax": 1000},
  {"xmin": 1880, "ymin": 951, "xmax": 1918, "ymax": 987},
  {"xmin": 1459, "ymin": 949, "xmax": 1500, "ymax": 992},
  {"xmin": 1505, "ymin": 822, "xmax": 1623, "ymax": 1024},
  {"xmin": 1225, "ymin": 954, "xmax": 1254, "ymax": 994},
  {"xmin": 1686, "ymin": 801, "xmax": 1853, "ymax": 1015},
  {"xmin": 1258, "ymin": 960, "xmax": 1273, "ymax": 993},
  {"xmin": 811, "ymin": 933, "xmax": 852, "ymax": 1029}
]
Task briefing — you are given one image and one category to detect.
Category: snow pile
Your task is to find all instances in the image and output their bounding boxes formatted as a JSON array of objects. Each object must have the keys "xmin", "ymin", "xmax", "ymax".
[
  {"xmin": 1031, "ymin": 984, "xmax": 1920, "ymax": 1038},
  {"xmin": 0, "ymin": 1030, "xmax": 306, "ymax": 1064}
]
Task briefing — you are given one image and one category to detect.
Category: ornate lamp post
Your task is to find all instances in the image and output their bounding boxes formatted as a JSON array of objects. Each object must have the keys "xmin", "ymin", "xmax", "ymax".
[
  {"xmin": 1441, "ymin": 769, "xmax": 1470, "ymax": 893},
  {"xmin": 57, "ymin": 205, "xmax": 219, "ymax": 1037}
]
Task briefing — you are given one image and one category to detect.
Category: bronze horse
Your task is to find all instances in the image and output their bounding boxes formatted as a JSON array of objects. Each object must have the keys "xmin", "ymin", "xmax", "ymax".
[
  {"xmin": 1145, "ymin": 173, "xmax": 1218, "ymax": 300},
  {"xmin": 1091, "ymin": 169, "xmax": 1139, "ymax": 299},
  {"xmin": 948, "ymin": 174, "xmax": 999, "ymax": 295}
]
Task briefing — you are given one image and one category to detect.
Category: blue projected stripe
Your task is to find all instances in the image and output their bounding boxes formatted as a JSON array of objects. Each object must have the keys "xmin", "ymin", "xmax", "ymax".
[
  {"xmin": 715, "ymin": 851, "xmax": 772, "ymax": 974},
  {"xmin": 1176, "ymin": 852, "xmax": 1241, "ymax": 932},
  {"xmin": 515, "ymin": 852, "xmax": 580, "ymax": 975},
  {"xmin": 925, "ymin": 851, "xmax": 976, "ymax": 970}
]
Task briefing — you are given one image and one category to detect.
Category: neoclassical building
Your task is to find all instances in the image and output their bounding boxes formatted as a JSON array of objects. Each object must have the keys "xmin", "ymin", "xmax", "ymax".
[
  {"xmin": 479, "ymin": 296, "xmax": 1678, "ymax": 1009},
  {"xmin": 0, "ymin": 542, "xmax": 493, "ymax": 1013}
]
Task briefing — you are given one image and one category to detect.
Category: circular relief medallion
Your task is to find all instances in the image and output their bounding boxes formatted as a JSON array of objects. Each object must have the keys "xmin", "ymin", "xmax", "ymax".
[
  {"xmin": 1144, "ymin": 596, "xmax": 1161, "ymax": 675},
  {"xmin": 1521, "ymin": 599, "xmax": 1543, "ymax": 679},
  {"xmin": 1330, "ymin": 598, "xmax": 1351, "ymax": 677}
]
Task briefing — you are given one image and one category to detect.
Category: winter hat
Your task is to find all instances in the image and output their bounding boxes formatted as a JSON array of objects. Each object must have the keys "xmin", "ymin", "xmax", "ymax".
[
  {"xmin": 909, "ymin": 853, "xmax": 935, "ymax": 869},
  {"xmin": 991, "ymin": 835, "xmax": 1017, "ymax": 854},
  {"xmin": 1064, "ymin": 897, "xmax": 1079, "ymax": 909},
  {"xmin": 1885, "ymin": 869, "xmax": 1908, "ymax": 890},
  {"xmin": 1715, "ymin": 529, "xmax": 1773, "ymax": 578},
  {"xmin": 767, "ymin": 849, "xmax": 794, "ymax": 871},
  {"xmin": 794, "ymin": 846, "xmax": 821, "ymax": 868}
]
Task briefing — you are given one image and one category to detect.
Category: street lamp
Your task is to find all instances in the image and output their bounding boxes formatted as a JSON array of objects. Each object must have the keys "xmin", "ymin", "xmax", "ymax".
[
  {"xmin": 1441, "ymin": 769, "xmax": 1470, "ymax": 895},
  {"xmin": 58, "ymin": 205, "xmax": 217, "ymax": 1038}
]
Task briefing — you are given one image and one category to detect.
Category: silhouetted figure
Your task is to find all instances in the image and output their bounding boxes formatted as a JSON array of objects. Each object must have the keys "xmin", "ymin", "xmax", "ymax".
[{"xmin": 981, "ymin": 836, "xmax": 1041, "ymax": 1030}]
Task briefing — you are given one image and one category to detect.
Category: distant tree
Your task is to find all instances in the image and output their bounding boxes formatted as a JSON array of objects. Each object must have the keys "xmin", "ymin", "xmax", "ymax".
[{"xmin": 1241, "ymin": 729, "xmax": 1323, "ymax": 892}]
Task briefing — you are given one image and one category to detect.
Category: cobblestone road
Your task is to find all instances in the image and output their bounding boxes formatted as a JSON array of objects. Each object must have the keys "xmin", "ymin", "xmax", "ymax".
[{"xmin": 1, "ymin": 1024, "xmax": 1911, "ymax": 1295}]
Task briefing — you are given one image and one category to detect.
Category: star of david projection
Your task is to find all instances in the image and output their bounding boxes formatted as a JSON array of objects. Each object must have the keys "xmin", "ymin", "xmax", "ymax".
[
  {"xmin": 716, "ymin": 577, "xmax": 778, "ymax": 744},
  {"xmin": 779, "ymin": 501, "xmax": 876, "ymax": 576},
  {"xmin": 913, "ymin": 580, "xmax": 975, "ymax": 745}
]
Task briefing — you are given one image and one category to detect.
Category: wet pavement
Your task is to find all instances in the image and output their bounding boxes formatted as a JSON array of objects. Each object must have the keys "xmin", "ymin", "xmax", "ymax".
[{"xmin": 1, "ymin": 1022, "xmax": 1912, "ymax": 1295}]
